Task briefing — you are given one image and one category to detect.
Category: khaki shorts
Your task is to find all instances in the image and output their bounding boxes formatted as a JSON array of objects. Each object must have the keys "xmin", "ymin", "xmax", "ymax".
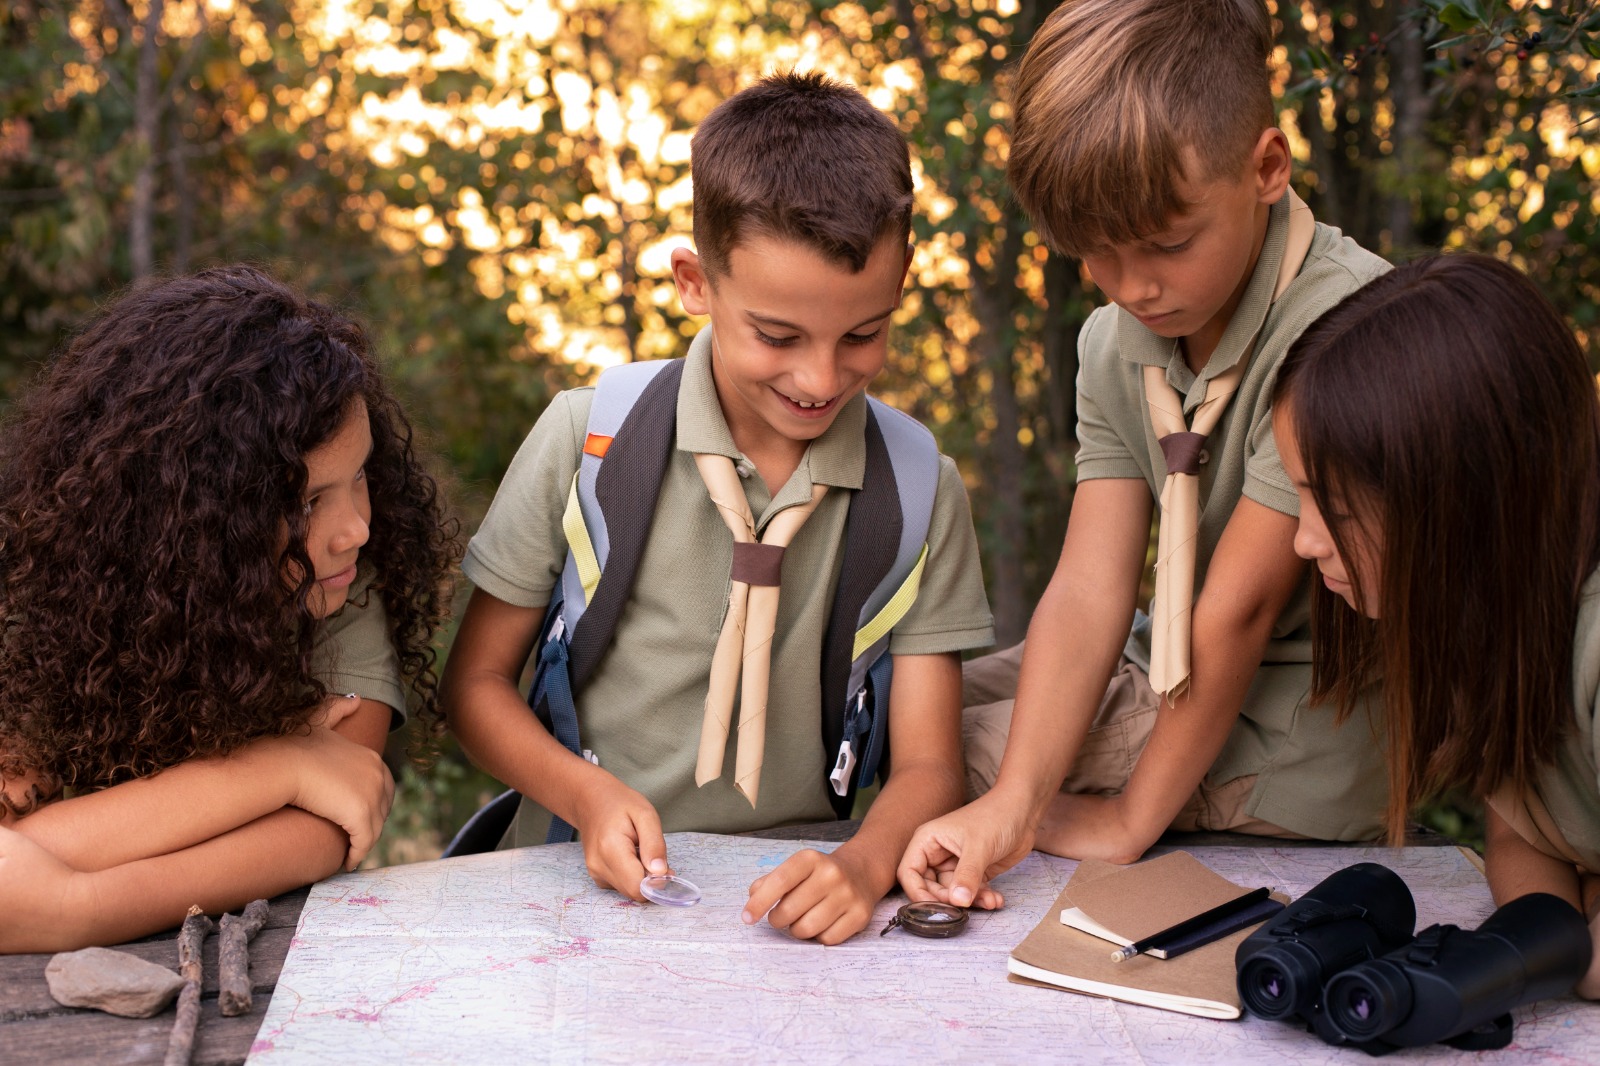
[{"xmin": 962, "ymin": 640, "xmax": 1300, "ymax": 837}]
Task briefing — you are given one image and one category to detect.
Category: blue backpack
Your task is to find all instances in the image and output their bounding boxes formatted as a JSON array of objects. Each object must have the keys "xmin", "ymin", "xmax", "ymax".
[{"xmin": 479, "ymin": 358, "xmax": 941, "ymax": 848}]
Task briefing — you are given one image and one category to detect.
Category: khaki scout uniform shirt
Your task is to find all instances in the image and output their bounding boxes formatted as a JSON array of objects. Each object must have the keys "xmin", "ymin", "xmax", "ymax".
[
  {"xmin": 314, "ymin": 565, "xmax": 408, "ymax": 725},
  {"xmin": 1074, "ymin": 193, "xmax": 1391, "ymax": 840},
  {"xmin": 464, "ymin": 329, "xmax": 995, "ymax": 847}
]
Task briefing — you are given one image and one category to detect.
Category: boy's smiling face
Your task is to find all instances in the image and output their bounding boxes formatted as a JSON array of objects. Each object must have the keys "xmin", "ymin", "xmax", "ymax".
[
  {"xmin": 1078, "ymin": 131, "xmax": 1290, "ymax": 369},
  {"xmin": 671, "ymin": 233, "xmax": 911, "ymax": 457}
]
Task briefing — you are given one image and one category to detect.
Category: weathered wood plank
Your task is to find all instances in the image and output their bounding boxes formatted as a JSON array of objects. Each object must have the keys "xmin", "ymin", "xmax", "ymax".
[
  {"xmin": 0, "ymin": 887, "xmax": 309, "ymax": 1066},
  {"xmin": 2, "ymin": 927, "xmax": 296, "ymax": 1021},
  {"xmin": 0, "ymin": 995, "xmax": 265, "ymax": 1066}
]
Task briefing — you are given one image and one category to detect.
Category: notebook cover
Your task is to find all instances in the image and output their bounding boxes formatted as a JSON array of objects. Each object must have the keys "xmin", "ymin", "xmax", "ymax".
[
  {"xmin": 1063, "ymin": 851, "xmax": 1253, "ymax": 943},
  {"xmin": 1008, "ymin": 851, "xmax": 1278, "ymax": 1020}
]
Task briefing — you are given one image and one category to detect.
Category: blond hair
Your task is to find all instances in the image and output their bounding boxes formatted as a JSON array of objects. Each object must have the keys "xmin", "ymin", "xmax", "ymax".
[{"xmin": 1009, "ymin": 0, "xmax": 1275, "ymax": 256}]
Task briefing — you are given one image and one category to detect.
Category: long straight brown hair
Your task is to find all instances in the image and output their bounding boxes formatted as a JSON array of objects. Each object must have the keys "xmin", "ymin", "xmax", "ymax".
[{"xmin": 1274, "ymin": 254, "xmax": 1600, "ymax": 843}]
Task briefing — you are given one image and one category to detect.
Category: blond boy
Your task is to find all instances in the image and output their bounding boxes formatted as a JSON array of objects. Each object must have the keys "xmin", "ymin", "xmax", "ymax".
[{"xmin": 900, "ymin": 0, "xmax": 1391, "ymax": 909}]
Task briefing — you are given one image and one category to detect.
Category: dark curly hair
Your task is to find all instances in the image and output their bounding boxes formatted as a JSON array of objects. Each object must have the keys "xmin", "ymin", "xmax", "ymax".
[{"xmin": 0, "ymin": 265, "xmax": 459, "ymax": 815}]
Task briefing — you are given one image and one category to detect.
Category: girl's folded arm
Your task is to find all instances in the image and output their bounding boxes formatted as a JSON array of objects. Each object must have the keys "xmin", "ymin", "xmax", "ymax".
[
  {"xmin": 0, "ymin": 802, "xmax": 355, "ymax": 953},
  {"xmin": 1484, "ymin": 805, "xmax": 1581, "ymax": 909},
  {"xmin": 6, "ymin": 698, "xmax": 393, "ymax": 873},
  {"xmin": 0, "ymin": 700, "xmax": 393, "ymax": 954},
  {"xmin": 1486, "ymin": 806, "xmax": 1600, "ymax": 999}
]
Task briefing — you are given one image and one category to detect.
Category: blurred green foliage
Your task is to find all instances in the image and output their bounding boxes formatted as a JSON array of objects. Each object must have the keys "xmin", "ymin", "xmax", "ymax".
[{"xmin": 4, "ymin": 1, "xmax": 1596, "ymax": 859}]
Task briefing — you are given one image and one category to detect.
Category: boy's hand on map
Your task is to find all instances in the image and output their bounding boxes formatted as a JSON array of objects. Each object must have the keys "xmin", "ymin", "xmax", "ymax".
[
  {"xmin": 0, "ymin": 824, "xmax": 89, "ymax": 952},
  {"xmin": 274, "ymin": 726, "xmax": 395, "ymax": 870},
  {"xmin": 897, "ymin": 791, "xmax": 1030, "ymax": 910},
  {"xmin": 743, "ymin": 847, "xmax": 877, "ymax": 945},
  {"xmin": 908, "ymin": 855, "xmax": 1006, "ymax": 911},
  {"xmin": 573, "ymin": 774, "xmax": 668, "ymax": 902}
]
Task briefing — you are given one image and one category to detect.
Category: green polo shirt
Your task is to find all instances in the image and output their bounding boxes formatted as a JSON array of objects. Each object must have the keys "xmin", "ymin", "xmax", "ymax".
[
  {"xmin": 313, "ymin": 565, "xmax": 408, "ymax": 725},
  {"xmin": 1074, "ymin": 193, "xmax": 1392, "ymax": 840},
  {"xmin": 463, "ymin": 328, "xmax": 995, "ymax": 846},
  {"xmin": 1528, "ymin": 568, "xmax": 1600, "ymax": 871}
]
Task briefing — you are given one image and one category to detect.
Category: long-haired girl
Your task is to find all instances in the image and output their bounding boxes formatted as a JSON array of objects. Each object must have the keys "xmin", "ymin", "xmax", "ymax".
[
  {"xmin": 0, "ymin": 265, "xmax": 457, "ymax": 952},
  {"xmin": 1272, "ymin": 252, "xmax": 1600, "ymax": 995}
]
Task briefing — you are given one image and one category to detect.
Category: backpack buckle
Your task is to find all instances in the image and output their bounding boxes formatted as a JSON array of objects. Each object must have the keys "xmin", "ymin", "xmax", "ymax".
[
  {"xmin": 830, "ymin": 687, "xmax": 870, "ymax": 796},
  {"xmin": 829, "ymin": 739, "xmax": 857, "ymax": 797}
]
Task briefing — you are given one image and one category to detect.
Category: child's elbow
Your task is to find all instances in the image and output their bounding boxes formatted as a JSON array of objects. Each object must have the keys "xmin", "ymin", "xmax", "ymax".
[
  {"xmin": 438, "ymin": 660, "xmax": 480, "ymax": 730},
  {"xmin": 1194, "ymin": 583, "xmax": 1281, "ymax": 644}
]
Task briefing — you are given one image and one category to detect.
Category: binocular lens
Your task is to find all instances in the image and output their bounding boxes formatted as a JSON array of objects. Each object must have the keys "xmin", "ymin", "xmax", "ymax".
[
  {"xmin": 1235, "ymin": 862, "xmax": 1419, "ymax": 1027},
  {"xmin": 1324, "ymin": 964, "xmax": 1411, "ymax": 1042},
  {"xmin": 1238, "ymin": 946, "xmax": 1319, "ymax": 1021}
]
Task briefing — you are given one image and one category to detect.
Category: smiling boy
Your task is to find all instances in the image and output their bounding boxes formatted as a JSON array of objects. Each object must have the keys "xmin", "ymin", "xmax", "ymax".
[
  {"xmin": 444, "ymin": 72, "xmax": 993, "ymax": 945},
  {"xmin": 899, "ymin": 0, "xmax": 1392, "ymax": 910}
]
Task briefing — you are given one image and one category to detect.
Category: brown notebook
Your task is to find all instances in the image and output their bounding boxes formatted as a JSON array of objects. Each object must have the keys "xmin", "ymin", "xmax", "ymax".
[{"xmin": 1007, "ymin": 851, "xmax": 1280, "ymax": 1020}]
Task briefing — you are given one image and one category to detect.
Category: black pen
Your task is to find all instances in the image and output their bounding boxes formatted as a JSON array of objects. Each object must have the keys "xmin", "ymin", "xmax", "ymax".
[{"xmin": 1110, "ymin": 886, "xmax": 1275, "ymax": 962}]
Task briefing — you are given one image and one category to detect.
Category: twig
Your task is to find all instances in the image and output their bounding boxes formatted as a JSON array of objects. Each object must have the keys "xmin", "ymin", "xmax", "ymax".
[
  {"xmin": 217, "ymin": 899, "xmax": 270, "ymax": 1017},
  {"xmin": 164, "ymin": 905, "xmax": 214, "ymax": 1066}
]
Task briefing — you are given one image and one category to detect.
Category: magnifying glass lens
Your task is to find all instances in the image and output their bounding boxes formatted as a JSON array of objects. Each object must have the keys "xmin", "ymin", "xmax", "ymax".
[{"xmin": 640, "ymin": 873, "xmax": 702, "ymax": 907}]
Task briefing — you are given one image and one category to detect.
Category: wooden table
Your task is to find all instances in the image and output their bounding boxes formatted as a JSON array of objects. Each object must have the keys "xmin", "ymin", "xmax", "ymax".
[
  {"xmin": 0, "ymin": 889, "xmax": 308, "ymax": 1066},
  {"xmin": 0, "ymin": 822, "xmax": 1451, "ymax": 1065}
]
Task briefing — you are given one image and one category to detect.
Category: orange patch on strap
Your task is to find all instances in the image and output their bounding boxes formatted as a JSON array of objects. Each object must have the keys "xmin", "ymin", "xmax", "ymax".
[{"xmin": 583, "ymin": 433, "xmax": 614, "ymax": 458}]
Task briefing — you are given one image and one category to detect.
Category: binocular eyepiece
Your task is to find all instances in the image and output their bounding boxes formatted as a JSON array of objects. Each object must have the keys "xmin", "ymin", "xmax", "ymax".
[
  {"xmin": 1235, "ymin": 863, "xmax": 1416, "ymax": 1023},
  {"xmin": 1236, "ymin": 863, "xmax": 1591, "ymax": 1053}
]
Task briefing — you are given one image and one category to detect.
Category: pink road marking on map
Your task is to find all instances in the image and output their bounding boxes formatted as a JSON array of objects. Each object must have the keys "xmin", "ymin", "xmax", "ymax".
[{"xmin": 328, "ymin": 981, "xmax": 440, "ymax": 1023}]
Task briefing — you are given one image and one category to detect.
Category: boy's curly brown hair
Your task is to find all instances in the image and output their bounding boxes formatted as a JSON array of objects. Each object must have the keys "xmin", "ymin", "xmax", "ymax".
[{"xmin": 0, "ymin": 265, "xmax": 460, "ymax": 815}]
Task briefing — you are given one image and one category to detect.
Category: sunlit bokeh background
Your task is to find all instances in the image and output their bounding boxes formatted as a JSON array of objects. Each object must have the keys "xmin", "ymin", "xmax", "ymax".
[{"xmin": 5, "ymin": 0, "xmax": 1598, "ymax": 857}]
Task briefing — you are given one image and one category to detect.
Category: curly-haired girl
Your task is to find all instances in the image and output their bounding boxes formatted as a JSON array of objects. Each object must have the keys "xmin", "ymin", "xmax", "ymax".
[
  {"xmin": 0, "ymin": 265, "xmax": 458, "ymax": 952},
  {"xmin": 1272, "ymin": 253, "xmax": 1600, "ymax": 996}
]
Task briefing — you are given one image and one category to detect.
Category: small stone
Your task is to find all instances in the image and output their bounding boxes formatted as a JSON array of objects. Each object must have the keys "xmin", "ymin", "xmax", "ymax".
[{"xmin": 45, "ymin": 947, "xmax": 186, "ymax": 1018}]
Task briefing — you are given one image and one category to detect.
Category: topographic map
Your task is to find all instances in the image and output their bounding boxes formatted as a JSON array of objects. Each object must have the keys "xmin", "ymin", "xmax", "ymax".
[{"xmin": 248, "ymin": 835, "xmax": 1598, "ymax": 1064}]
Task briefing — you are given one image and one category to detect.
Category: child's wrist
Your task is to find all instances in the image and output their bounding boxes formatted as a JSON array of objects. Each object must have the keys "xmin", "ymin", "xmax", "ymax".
[
  {"xmin": 241, "ymin": 734, "xmax": 304, "ymax": 811},
  {"xmin": 986, "ymin": 776, "xmax": 1048, "ymax": 826},
  {"xmin": 561, "ymin": 760, "xmax": 632, "ymax": 832},
  {"xmin": 829, "ymin": 839, "xmax": 894, "ymax": 899}
]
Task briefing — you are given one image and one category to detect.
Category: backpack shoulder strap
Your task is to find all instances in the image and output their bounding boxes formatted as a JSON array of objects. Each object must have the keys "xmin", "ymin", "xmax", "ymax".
[
  {"xmin": 530, "ymin": 358, "xmax": 682, "ymax": 845},
  {"xmin": 818, "ymin": 398, "xmax": 941, "ymax": 815},
  {"xmin": 562, "ymin": 358, "xmax": 684, "ymax": 691},
  {"xmin": 853, "ymin": 397, "xmax": 940, "ymax": 668},
  {"xmin": 553, "ymin": 358, "xmax": 680, "ymax": 637}
]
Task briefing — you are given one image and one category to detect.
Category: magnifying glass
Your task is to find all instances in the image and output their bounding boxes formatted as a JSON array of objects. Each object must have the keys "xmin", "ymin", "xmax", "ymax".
[
  {"xmin": 879, "ymin": 901, "xmax": 969, "ymax": 938},
  {"xmin": 639, "ymin": 873, "xmax": 702, "ymax": 907}
]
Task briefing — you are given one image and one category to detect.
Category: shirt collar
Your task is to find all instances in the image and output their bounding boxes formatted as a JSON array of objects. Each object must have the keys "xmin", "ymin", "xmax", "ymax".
[
  {"xmin": 1116, "ymin": 192, "xmax": 1292, "ymax": 394},
  {"xmin": 674, "ymin": 325, "xmax": 867, "ymax": 493}
]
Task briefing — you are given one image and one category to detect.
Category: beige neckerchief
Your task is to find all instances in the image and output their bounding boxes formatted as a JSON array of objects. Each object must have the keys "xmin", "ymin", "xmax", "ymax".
[
  {"xmin": 1144, "ymin": 190, "xmax": 1315, "ymax": 701},
  {"xmin": 693, "ymin": 452, "xmax": 827, "ymax": 807}
]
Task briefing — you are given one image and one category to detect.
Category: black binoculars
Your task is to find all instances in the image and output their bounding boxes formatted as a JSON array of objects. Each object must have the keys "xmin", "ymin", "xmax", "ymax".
[{"xmin": 1236, "ymin": 862, "xmax": 1591, "ymax": 1053}]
